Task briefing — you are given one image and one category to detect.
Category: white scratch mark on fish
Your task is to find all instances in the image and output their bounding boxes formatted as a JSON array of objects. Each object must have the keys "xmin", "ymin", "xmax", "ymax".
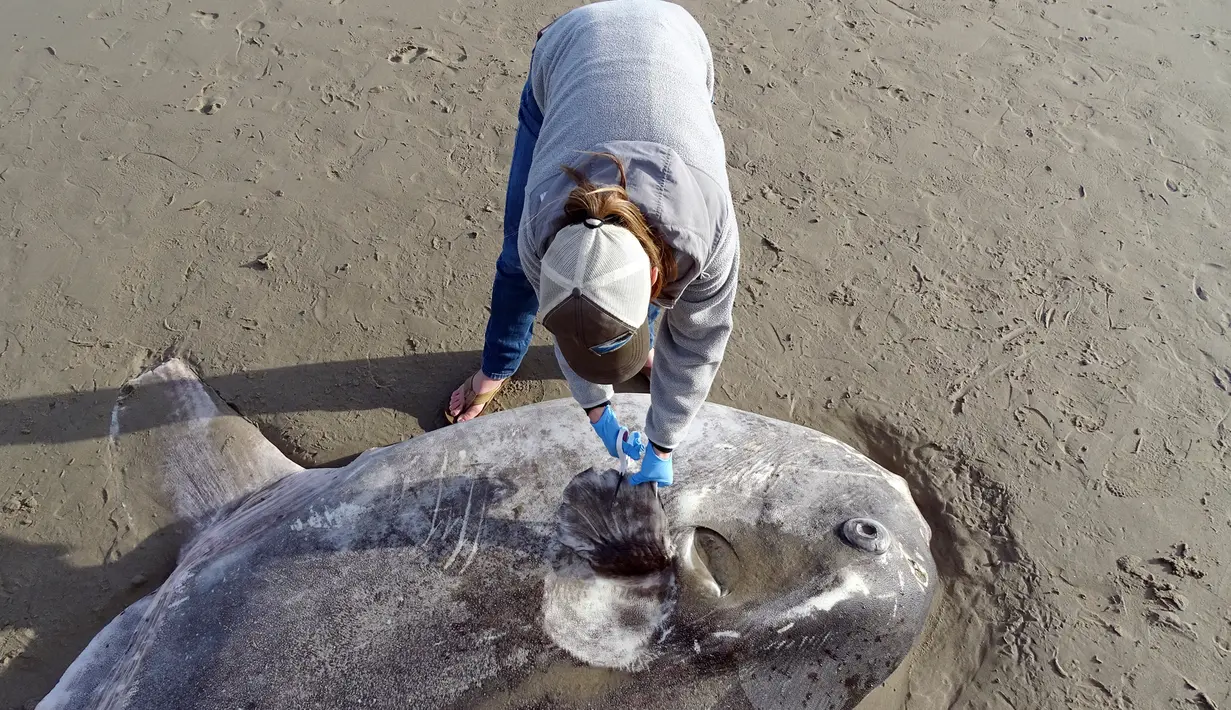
[
  {"xmin": 442, "ymin": 479, "xmax": 475, "ymax": 570},
  {"xmin": 424, "ymin": 462, "xmax": 447, "ymax": 544},
  {"xmin": 457, "ymin": 496, "xmax": 487, "ymax": 575}
]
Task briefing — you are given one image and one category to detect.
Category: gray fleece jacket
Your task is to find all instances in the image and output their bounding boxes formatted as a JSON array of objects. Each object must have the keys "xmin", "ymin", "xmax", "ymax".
[{"xmin": 517, "ymin": 0, "xmax": 740, "ymax": 451}]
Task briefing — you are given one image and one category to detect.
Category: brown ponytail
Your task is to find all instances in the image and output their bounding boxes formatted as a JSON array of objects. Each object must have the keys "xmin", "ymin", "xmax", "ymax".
[{"xmin": 560, "ymin": 153, "xmax": 677, "ymax": 300}]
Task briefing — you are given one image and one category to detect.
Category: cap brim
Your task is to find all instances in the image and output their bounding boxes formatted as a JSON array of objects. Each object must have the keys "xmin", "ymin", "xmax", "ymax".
[{"xmin": 555, "ymin": 319, "xmax": 651, "ymax": 386}]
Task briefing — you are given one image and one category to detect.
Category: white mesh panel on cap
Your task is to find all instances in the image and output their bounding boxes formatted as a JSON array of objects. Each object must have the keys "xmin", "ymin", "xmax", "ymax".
[
  {"xmin": 537, "ymin": 224, "xmax": 586, "ymax": 314},
  {"xmin": 538, "ymin": 222, "xmax": 652, "ymax": 329}
]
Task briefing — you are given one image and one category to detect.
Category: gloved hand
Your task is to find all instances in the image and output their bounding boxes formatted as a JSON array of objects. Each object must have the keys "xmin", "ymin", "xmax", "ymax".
[
  {"xmin": 630, "ymin": 447, "xmax": 673, "ymax": 487},
  {"xmin": 590, "ymin": 405, "xmax": 648, "ymax": 460}
]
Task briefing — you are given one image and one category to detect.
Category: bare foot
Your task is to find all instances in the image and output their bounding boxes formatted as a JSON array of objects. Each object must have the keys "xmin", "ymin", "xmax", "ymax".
[
  {"xmin": 447, "ymin": 372, "xmax": 506, "ymax": 422},
  {"xmin": 643, "ymin": 349, "xmax": 654, "ymax": 374}
]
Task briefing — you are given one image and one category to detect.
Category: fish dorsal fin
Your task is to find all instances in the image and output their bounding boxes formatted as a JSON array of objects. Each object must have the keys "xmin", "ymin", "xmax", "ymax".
[{"xmin": 115, "ymin": 358, "xmax": 303, "ymax": 531}]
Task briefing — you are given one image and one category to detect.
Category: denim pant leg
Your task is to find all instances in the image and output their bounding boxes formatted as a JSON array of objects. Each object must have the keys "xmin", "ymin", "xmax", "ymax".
[
  {"xmin": 480, "ymin": 78, "xmax": 544, "ymax": 380},
  {"xmin": 647, "ymin": 304, "xmax": 663, "ymax": 351}
]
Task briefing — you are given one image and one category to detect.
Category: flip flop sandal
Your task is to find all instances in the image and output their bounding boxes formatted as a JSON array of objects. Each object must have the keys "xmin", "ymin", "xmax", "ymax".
[{"xmin": 443, "ymin": 372, "xmax": 508, "ymax": 424}]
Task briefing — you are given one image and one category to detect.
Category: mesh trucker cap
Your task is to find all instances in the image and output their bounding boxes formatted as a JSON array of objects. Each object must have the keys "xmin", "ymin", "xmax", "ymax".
[{"xmin": 538, "ymin": 217, "xmax": 653, "ymax": 385}]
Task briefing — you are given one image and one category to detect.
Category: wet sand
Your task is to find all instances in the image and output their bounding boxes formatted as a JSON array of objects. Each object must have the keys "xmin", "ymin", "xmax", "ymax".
[{"xmin": 1, "ymin": 0, "xmax": 1229, "ymax": 707}]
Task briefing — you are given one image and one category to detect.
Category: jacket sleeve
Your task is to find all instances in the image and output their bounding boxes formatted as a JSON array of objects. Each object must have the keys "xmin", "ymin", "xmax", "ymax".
[
  {"xmin": 517, "ymin": 202, "xmax": 542, "ymax": 296},
  {"xmin": 644, "ymin": 212, "xmax": 740, "ymax": 450},
  {"xmin": 555, "ymin": 347, "xmax": 616, "ymax": 410}
]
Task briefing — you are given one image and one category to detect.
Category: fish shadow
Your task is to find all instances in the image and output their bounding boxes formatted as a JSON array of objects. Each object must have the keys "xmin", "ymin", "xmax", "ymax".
[{"xmin": 0, "ymin": 524, "xmax": 186, "ymax": 709}]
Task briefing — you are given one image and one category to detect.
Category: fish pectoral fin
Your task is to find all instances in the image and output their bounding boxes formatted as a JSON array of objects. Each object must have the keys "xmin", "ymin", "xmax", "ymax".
[{"xmin": 556, "ymin": 468, "xmax": 675, "ymax": 577}]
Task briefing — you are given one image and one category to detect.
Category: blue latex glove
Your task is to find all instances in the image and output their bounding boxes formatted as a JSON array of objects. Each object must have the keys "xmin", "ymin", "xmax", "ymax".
[
  {"xmin": 590, "ymin": 406, "xmax": 647, "ymax": 460},
  {"xmin": 630, "ymin": 448, "xmax": 673, "ymax": 487}
]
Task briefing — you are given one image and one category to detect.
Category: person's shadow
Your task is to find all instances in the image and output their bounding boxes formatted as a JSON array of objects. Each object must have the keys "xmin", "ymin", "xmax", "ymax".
[{"xmin": 0, "ymin": 345, "xmax": 651, "ymax": 453}]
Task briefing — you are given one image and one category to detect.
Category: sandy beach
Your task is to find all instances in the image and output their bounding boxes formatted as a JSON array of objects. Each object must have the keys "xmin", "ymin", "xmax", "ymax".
[{"xmin": 1, "ymin": 0, "xmax": 1228, "ymax": 707}]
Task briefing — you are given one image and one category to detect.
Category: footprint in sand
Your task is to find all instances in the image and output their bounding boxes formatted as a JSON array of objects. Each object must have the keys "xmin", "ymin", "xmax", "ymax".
[
  {"xmin": 388, "ymin": 44, "xmax": 430, "ymax": 64},
  {"xmin": 188, "ymin": 95, "xmax": 226, "ymax": 115},
  {"xmin": 1192, "ymin": 262, "xmax": 1231, "ymax": 340},
  {"xmin": 1214, "ymin": 366, "xmax": 1231, "ymax": 395},
  {"xmin": 237, "ymin": 19, "xmax": 266, "ymax": 45},
  {"xmin": 237, "ymin": 19, "xmax": 265, "ymax": 37},
  {"xmin": 1192, "ymin": 263, "xmax": 1226, "ymax": 304},
  {"xmin": 192, "ymin": 11, "xmax": 219, "ymax": 29}
]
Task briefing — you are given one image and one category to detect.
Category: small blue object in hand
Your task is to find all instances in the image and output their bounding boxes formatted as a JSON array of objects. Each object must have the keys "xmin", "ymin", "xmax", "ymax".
[
  {"xmin": 591, "ymin": 406, "xmax": 647, "ymax": 460},
  {"xmin": 630, "ymin": 448, "xmax": 673, "ymax": 487}
]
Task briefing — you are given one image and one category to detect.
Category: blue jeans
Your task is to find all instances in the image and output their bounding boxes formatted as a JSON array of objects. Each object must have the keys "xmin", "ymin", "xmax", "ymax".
[{"xmin": 480, "ymin": 76, "xmax": 661, "ymax": 380}]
